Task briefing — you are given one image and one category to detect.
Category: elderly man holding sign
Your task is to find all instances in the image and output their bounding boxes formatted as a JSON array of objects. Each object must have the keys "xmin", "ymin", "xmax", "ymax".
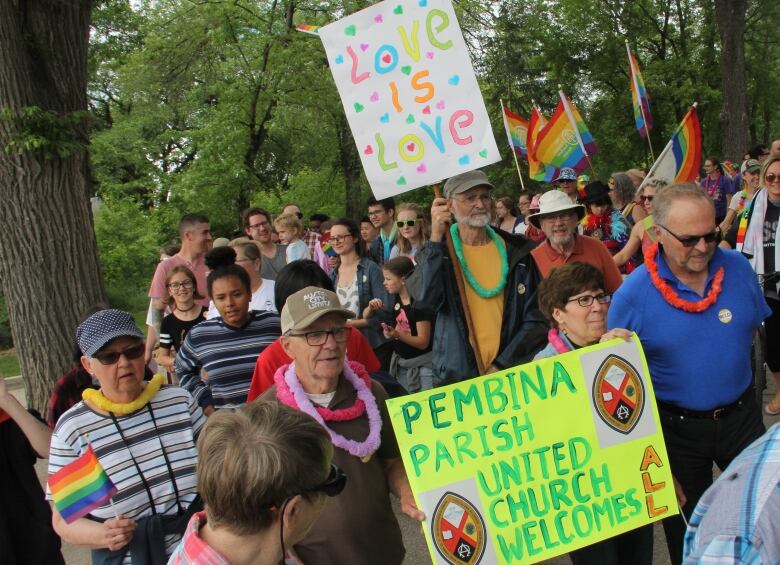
[
  {"xmin": 260, "ymin": 286, "xmax": 423, "ymax": 564},
  {"xmin": 418, "ymin": 170, "xmax": 547, "ymax": 383}
]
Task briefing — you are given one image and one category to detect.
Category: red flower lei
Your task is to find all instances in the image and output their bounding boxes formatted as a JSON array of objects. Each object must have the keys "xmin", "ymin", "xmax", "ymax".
[
  {"xmin": 273, "ymin": 360, "xmax": 372, "ymax": 422},
  {"xmin": 643, "ymin": 243, "xmax": 724, "ymax": 313}
]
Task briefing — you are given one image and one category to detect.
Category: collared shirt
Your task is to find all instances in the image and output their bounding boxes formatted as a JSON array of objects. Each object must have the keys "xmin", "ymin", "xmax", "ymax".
[
  {"xmin": 168, "ymin": 512, "xmax": 231, "ymax": 565},
  {"xmin": 683, "ymin": 423, "xmax": 780, "ymax": 564},
  {"xmin": 531, "ymin": 234, "xmax": 623, "ymax": 294},
  {"xmin": 608, "ymin": 247, "xmax": 771, "ymax": 409}
]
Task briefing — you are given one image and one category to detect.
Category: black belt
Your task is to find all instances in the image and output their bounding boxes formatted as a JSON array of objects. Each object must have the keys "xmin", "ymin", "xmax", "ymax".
[{"xmin": 657, "ymin": 387, "xmax": 752, "ymax": 421}]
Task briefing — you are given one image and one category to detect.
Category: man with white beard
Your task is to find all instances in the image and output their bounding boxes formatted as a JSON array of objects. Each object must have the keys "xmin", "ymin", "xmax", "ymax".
[{"xmin": 417, "ymin": 170, "xmax": 547, "ymax": 384}]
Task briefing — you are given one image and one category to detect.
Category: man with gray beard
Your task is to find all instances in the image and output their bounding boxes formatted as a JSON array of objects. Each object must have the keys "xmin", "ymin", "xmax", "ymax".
[{"xmin": 417, "ymin": 170, "xmax": 547, "ymax": 384}]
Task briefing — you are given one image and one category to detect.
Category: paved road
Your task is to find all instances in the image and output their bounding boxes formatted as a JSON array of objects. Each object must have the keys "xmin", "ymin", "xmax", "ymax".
[{"xmin": 19, "ymin": 373, "xmax": 780, "ymax": 564}]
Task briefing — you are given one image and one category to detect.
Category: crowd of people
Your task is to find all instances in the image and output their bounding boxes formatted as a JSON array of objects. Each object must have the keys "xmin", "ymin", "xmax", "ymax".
[{"xmin": 3, "ymin": 139, "xmax": 780, "ymax": 565}]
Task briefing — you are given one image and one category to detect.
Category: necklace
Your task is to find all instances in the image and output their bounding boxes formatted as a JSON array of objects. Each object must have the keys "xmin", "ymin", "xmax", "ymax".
[
  {"xmin": 176, "ymin": 302, "xmax": 196, "ymax": 313},
  {"xmin": 82, "ymin": 374, "xmax": 164, "ymax": 415},
  {"xmin": 450, "ymin": 224, "xmax": 509, "ymax": 298},
  {"xmin": 275, "ymin": 361, "xmax": 381, "ymax": 460},
  {"xmin": 643, "ymin": 243, "xmax": 724, "ymax": 312}
]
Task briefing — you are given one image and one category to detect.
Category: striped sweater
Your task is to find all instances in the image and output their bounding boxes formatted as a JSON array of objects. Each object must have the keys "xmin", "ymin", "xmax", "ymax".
[
  {"xmin": 47, "ymin": 386, "xmax": 205, "ymax": 563},
  {"xmin": 175, "ymin": 310, "xmax": 280, "ymax": 409}
]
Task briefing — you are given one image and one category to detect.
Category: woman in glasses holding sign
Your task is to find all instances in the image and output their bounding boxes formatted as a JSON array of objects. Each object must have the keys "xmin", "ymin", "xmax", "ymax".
[{"xmin": 534, "ymin": 263, "xmax": 650, "ymax": 565}]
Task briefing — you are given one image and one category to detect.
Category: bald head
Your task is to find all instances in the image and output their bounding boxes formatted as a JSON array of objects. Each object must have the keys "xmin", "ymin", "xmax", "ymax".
[{"xmin": 771, "ymin": 139, "xmax": 780, "ymax": 158}]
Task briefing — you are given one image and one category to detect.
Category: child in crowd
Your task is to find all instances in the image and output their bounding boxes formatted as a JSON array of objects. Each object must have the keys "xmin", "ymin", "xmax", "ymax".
[
  {"xmin": 365, "ymin": 257, "xmax": 435, "ymax": 393},
  {"xmin": 273, "ymin": 213, "xmax": 310, "ymax": 263}
]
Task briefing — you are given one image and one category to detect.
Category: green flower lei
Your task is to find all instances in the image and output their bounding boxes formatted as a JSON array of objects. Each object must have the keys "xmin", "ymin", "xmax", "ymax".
[{"xmin": 450, "ymin": 223, "xmax": 509, "ymax": 298}]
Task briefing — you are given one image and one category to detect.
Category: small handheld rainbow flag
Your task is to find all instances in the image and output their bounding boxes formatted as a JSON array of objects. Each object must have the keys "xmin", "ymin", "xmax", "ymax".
[
  {"xmin": 641, "ymin": 104, "xmax": 701, "ymax": 188},
  {"xmin": 627, "ymin": 43, "xmax": 653, "ymax": 139},
  {"xmin": 49, "ymin": 444, "xmax": 118, "ymax": 523},
  {"xmin": 501, "ymin": 105, "xmax": 529, "ymax": 159},
  {"xmin": 296, "ymin": 24, "xmax": 321, "ymax": 36}
]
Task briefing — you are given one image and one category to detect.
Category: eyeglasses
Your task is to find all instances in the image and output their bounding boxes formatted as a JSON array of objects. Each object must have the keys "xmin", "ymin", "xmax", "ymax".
[
  {"xmin": 396, "ymin": 220, "xmax": 417, "ymax": 228},
  {"xmin": 248, "ymin": 221, "xmax": 269, "ymax": 230},
  {"xmin": 640, "ymin": 195, "xmax": 654, "ymax": 202},
  {"xmin": 539, "ymin": 211, "xmax": 576, "ymax": 222},
  {"xmin": 235, "ymin": 257, "xmax": 254, "ymax": 263},
  {"xmin": 93, "ymin": 343, "xmax": 145, "ymax": 365},
  {"xmin": 557, "ymin": 179, "xmax": 576, "ymax": 184},
  {"xmin": 454, "ymin": 192, "xmax": 492, "ymax": 205},
  {"xmin": 305, "ymin": 463, "xmax": 347, "ymax": 497},
  {"xmin": 658, "ymin": 225, "xmax": 721, "ymax": 247},
  {"xmin": 367, "ymin": 210, "xmax": 385, "ymax": 217},
  {"xmin": 286, "ymin": 326, "xmax": 351, "ymax": 346},
  {"xmin": 765, "ymin": 173, "xmax": 780, "ymax": 184},
  {"xmin": 330, "ymin": 234, "xmax": 353, "ymax": 244},
  {"xmin": 566, "ymin": 293, "xmax": 612, "ymax": 308},
  {"xmin": 167, "ymin": 280, "xmax": 194, "ymax": 290}
]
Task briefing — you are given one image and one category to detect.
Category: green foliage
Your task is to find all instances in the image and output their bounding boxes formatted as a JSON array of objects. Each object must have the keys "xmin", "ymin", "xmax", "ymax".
[
  {"xmin": 0, "ymin": 293, "xmax": 12, "ymax": 349},
  {"xmin": 0, "ymin": 106, "xmax": 90, "ymax": 158}
]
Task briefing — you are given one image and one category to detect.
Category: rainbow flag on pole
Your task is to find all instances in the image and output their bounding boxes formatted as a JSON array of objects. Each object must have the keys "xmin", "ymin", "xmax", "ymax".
[
  {"xmin": 296, "ymin": 24, "xmax": 321, "ymax": 36},
  {"xmin": 48, "ymin": 444, "xmax": 117, "ymax": 523},
  {"xmin": 501, "ymin": 105, "xmax": 529, "ymax": 159},
  {"xmin": 627, "ymin": 43, "xmax": 653, "ymax": 138},
  {"xmin": 527, "ymin": 106, "xmax": 558, "ymax": 182},
  {"xmin": 532, "ymin": 91, "xmax": 597, "ymax": 173},
  {"xmin": 642, "ymin": 104, "xmax": 701, "ymax": 187}
]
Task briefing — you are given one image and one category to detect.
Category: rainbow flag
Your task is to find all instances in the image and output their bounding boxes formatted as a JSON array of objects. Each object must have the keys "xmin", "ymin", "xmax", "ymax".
[
  {"xmin": 532, "ymin": 91, "xmax": 597, "ymax": 173},
  {"xmin": 501, "ymin": 105, "xmax": 529, "ymax": 158},
  {"xmin": 49, "ymin": 445, "xmax": 117, "ymax": 523},
  {"xmin": 627, "ymin": 44, "xmax": 653, "ymax": 138},
  {"xmin": 296, "ymin": 24, "xmax": 320, "ymax": 35},
  {"xmin": 527, "ymin": 106, "xmax": 558, "ymax": 182},
  {"xmin": 642, "ymin": 105, "xmax": 701, "ymax": 186}
]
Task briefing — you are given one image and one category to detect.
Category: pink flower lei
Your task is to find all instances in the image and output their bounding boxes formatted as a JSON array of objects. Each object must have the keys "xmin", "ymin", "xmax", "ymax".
[{"xmin": 274, "ymin": 360, "xmax": 382, "ymax": 459}]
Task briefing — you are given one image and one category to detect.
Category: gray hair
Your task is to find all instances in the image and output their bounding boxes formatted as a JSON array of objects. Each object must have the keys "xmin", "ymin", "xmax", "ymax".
[
  {"xmin": 611, "ymin": 173, "xmax": 635, "ymax": 206},
  {"xmin": 653, "ymin": 183, "xmax": 714, "ymax": 226}
]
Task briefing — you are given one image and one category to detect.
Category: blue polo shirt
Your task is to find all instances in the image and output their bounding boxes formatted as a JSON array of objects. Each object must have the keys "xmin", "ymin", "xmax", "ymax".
[{"xmin": 608, "ymin": 247, "xmax": 770, "ymax": 410}]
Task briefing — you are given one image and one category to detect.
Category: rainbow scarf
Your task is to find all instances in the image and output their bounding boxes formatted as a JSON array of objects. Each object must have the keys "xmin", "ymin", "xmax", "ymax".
[
  {"xmin": 48, "ymin": 444, "xmax": 117, "ymax": 523},
  {"xmin": 736, "ymin": 188, "xmax": 780, "ymax": 294},
  {"xmin": 627, "ymin": 47, "xmax": 653, "ymax": 138}
]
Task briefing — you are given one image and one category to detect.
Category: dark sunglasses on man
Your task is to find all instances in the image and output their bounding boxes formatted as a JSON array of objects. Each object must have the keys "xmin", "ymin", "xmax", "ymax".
[{"xmin": 659, "ymin": 225, "xmax": 721, "ymax": 248}]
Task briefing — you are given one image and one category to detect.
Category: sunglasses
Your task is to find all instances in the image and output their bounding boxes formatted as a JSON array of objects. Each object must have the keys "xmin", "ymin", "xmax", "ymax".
[
  {"xmin": 659, "ymin": 225, "xmax": 721, "ymax": 247},
  {"xmin": 93, "ymin": 343, "xmax": 145, "ymax": 365},
  {"xmin": 396, "ymin": 220, "xmax": 417, "ymax": 228},
  {"xmin": 640, "ymin": 195, "xmax": 654, "ymax": 202},
  {"xmin": 306, "ymin": 463, "xmax": 347, "ymax": 497},
  {"xmin": 765, "ymin": 173, "xmax": 780, "ymax": 184}
]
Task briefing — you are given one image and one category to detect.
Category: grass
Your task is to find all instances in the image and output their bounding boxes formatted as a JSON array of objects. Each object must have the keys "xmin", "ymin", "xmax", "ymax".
[{"xmin": 0, "ymin": 350, "xmax": 21, "ymax": 377}]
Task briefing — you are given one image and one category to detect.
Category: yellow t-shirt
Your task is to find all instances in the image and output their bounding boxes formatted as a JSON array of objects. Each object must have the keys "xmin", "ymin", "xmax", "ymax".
[{"xmin": 461, "ymin": 239, "xmax": 505, "ymax": 372}]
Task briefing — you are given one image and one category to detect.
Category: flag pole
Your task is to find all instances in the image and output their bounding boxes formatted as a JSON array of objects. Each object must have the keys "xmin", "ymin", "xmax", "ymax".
[
  {"xmin": 626, "ymin": 40, "xmax": 656, "ymax": 162},
  {"xmin": 83, "ymin": 434, "xmax": 120, "ymax": 519},
  {"xmin": 500, "ymin": 98, "xmax": 527, "ymax": 191},
  {"xmin": 558, "ymin": 86, "xmax": 594, "ymax": 172}
]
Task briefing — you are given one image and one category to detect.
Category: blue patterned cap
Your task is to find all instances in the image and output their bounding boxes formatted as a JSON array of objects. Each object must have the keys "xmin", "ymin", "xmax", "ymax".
[
  {"xmin": 554, "ymin": 168, "xmax": 577, "ymax": 182},
  {"xmin": 77, "ymin": 309, "xmax": 144, "ymax": 357}
]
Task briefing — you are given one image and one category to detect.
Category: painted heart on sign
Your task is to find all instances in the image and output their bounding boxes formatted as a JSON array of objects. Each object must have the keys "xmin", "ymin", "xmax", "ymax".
[
  {"xmin": 479, "ymin": 149, "xmax": 488, "ymax": 158},
  {"xmin": 374, "ymin": 14, "xmax": 383, "ymax": 23},
  {"xmin": 448, "ymin": 75, "xmax": 460, "ymax": 86},
  {"xmin": 334, "ymin": 55, "xmax": 344, "ymax": 64},
  {"xmin": 419, "ymin": 0, "xmax": 428, "ymax": 6},
  {"xmin": 436, "ymin": 100, "xmax": 446, "ymax": 110},
  {"xmin": 406, "ymin": 143, "xmax": 416, "ymax": 152},
  {"xmin": 380, "ymin": 113, "xmax": 390, "ymax": 123},
  {"xmin": 405, "ymin": 114, "xmax": 415, "ymax": 124},
  {"xmin": 364, "ymin": 145, "xmax": 374, "ymax": 155},
  {"xmin": 401, "ymin": 65, "xmax": 412, "ymax": 75},
  {"xmin": 360, "ymin": 43, "xmax": 369, "ymax": 51},
  {"xmin": 422, "ymin": 106, "xmax": 431, "ymax": 115},
  {"xmin": 370, "ymin": 91, "xmax": 379, "ymax": 102},
  {"xmin": 382, "ymin": 53, "xmax": 392, "ymax": 64},
  {"xmin": 345, "ymin": 24, "xmax": 356, "ymax": 36},
  {"xmin": 353, "ymin": 102, "xmax": 364, "ymax": 113},
  {"xmin": 458, "ymin": 155, "xmax": 470, "ymax": 165},
  {"xmin": 393, "ymin": 5, "xmax": 403, "ymax": 14},
  {"xmin": 416, "ymin": 163, "xmax": 427, "ymax": 173},
  {"xmin": 397, "ymin": 176, "xmax": 407, "ymax": 185},
  {"xmin": 425, "ymin": 51, "xmax": 434, "ymax": 60}
]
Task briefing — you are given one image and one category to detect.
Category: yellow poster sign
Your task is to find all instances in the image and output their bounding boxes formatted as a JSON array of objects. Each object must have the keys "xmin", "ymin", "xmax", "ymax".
[{"xmin": 387, "ymin": 337, "xmax": 677, "ymax": 564}]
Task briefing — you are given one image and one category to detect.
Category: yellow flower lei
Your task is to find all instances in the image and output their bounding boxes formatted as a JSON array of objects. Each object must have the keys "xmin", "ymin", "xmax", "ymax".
[{"xmin": 82, "ymin": 374, "xmax": 164, "ymax": 415}]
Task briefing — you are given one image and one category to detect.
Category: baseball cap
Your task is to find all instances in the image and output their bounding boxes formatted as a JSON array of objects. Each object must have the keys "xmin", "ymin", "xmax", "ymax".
[
  {"xmin": 443, "ymin": 170, "xmax": 495, "ymax": 198},
  {"xmin": 281, "ymin": 287, "xmax": 355, "ymax": 334},
  {"xmin": 77, "ymin": 309, "xmax": 145, "ymax": 357}
]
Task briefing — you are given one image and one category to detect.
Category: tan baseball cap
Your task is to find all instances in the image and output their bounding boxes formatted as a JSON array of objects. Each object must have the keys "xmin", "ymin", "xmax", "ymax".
[{"xmin": 281, "ymin": 286, "xmax": 355, "ymax": 334}]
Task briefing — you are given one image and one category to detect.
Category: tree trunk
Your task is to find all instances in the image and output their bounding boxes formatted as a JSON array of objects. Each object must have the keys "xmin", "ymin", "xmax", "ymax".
[
  {"xmin": 713, "ymin": 0, "xmax": 749, "ymax": 161},
  {"xmin": 338, "ymin": 114, "xmax": 363, "ymax": 219},
  {"xmin": 0, "ymin": 1, "xmax": 107, "ymax": 414}
]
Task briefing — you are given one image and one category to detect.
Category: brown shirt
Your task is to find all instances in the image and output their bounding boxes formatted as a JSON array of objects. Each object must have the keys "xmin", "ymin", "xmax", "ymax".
[
  {"xmin": 531, "ymin": 234, "xmax": 624, "ymax": 294},
  {"xmin": 260, "ymin": 375, "xmax": 404, "ymax": 565}
]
